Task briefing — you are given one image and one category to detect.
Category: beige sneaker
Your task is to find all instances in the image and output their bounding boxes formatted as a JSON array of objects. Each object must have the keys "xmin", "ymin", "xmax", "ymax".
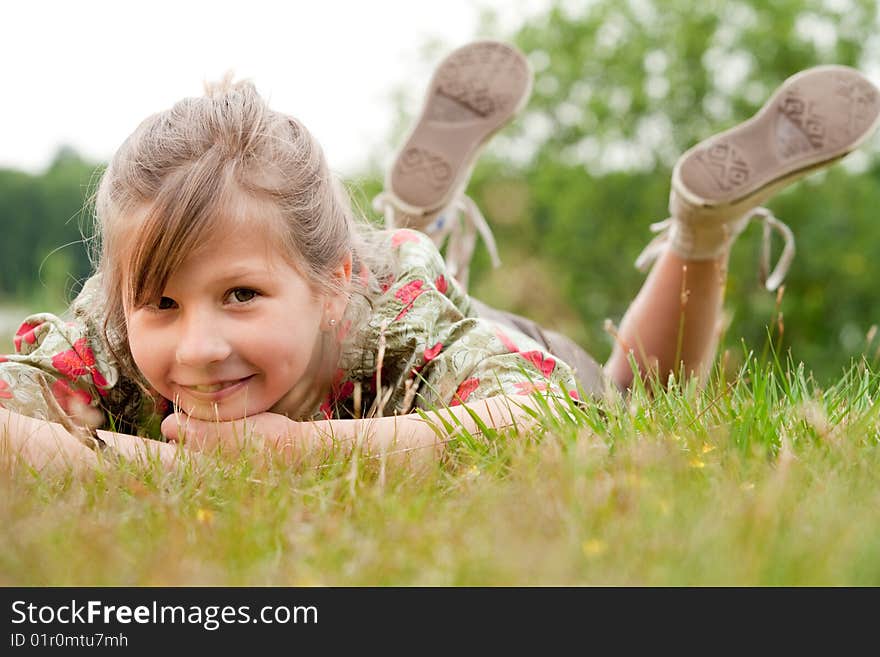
[
  {"xmin": 373, "ymin": 39, "xmax": 533, "ymax": 287},
  {"xmin": 637, "ymin": 65, "xmax": 880, "ymax": 290}
]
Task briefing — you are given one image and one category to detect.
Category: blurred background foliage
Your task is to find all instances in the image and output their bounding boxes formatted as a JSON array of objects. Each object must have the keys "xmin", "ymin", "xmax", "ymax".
[{"xmin": 3, "ymin": 0, "xmax": 880, "ymax": 383}]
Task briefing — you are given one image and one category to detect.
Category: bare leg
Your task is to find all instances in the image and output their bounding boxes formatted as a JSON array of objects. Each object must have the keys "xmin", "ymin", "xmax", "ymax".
[
  {"xmin": 604, "ymin": 67, "xmax": 880, "ymax": 391},
  {"xmin": 604, "ymin": 247, "xmax": 728, "ymax": 390}
]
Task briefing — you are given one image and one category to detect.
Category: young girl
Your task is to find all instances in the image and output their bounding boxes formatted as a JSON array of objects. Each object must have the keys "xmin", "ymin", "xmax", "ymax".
[{"xmin": 2, "ymin": 41, "xmax": 878, "ymax": 473}]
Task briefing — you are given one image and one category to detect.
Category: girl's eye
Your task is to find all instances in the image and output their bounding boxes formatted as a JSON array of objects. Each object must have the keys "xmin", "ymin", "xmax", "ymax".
[
  {"xmin": 156, "ymin": 297, "xmax": 177, "ymax": 310},
  {"xmin": 227, "ymin": 288, "xmax": 259, "ymax": 304}
]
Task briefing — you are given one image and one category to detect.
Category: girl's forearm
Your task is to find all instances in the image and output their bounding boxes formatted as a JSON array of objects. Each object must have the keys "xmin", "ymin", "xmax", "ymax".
[
  {"xmin": 291, "ymin": 394, "xmax": 538, "ymax": 465},
  {"xmin": 0, "ymin": 406, "xmax": 99, "ymax": 474},
  {"xmin": 0, "ymin": 406, "xmax": 183, "ymax": 474}
]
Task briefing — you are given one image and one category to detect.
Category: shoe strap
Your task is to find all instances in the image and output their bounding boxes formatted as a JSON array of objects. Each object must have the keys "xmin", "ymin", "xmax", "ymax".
[
  {"xmin": 633, "ymin": 217, "xmax": 675, "ymax": 272},
  {"xmin": 634, "ymin": 207, "xmax": 796, "ymax": 292},
  {"xmin": 372, "ymin": 191, "xmax": 501, "ymax": 280},
  {"xmin": 372, "ymin": 191, "xmax": 403, "ymax": 230},
  {"xmin": 754, "ymin": 207, "xmax": 795, "ymax": 292},
  {"xmin": 448, "ymin": 195, "xmax": 502, "ymax": 268}
]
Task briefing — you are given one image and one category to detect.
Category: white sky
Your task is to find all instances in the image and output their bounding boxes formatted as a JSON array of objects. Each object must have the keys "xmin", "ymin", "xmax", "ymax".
[{"xmin": 1, "ymin": 0, "xmax": 547, "ymax": 177}]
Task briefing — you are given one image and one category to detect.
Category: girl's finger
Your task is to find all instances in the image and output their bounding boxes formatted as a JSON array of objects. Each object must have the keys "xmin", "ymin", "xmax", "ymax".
[{"xmin": 160, "ymin": 412, "xmax": 192, "ymax": 443}]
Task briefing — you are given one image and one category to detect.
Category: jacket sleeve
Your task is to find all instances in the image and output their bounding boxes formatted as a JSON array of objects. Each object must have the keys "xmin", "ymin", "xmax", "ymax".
[
  {"xmin": 0, "ymin": 307, "xmax": 114, "ymax": 428},
  {"xmin": 0, "ymin": 276, "xmax": 166, "ymax": 439}
]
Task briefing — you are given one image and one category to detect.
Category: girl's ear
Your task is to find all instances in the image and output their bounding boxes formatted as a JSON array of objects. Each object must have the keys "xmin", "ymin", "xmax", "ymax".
[
  {"xmin": 323, "ymin": 252, "xmax": 353, "ymax": 331},
  {"xmin": 335, "ymin": 251, "xmax": 353, "ymax": 287}
]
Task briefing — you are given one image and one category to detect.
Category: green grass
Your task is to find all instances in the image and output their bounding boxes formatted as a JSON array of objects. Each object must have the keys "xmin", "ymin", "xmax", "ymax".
[{"xmin": 2, "ymin": 348, "xmax": 880, "ymax": 586}]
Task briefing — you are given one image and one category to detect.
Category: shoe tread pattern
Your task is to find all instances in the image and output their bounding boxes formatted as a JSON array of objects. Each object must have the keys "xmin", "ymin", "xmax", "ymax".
[
  {"xmin": 429, "ymin": 42, "xmax": 529, "ymax": 121},
  {"xmin": 694, "ymin": 142, "xmax": 750, "ymax": 193},
  {"xmin": 775, "ymin": 72, "xmax": 878, "ymax": 159},
  {"xmin": 681, "ymin": 66, "xmax": 880, "ymax": 205},
  {"xmin": 390, "ymin": 41, "xmax": 531, "ymax": 212},
  {"xmin": 395, "ymin": 146, "xmax": 453, "ymax": 191}
]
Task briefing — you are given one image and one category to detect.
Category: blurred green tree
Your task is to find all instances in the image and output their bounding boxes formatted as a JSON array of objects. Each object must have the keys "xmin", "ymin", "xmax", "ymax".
[{"xmin": 0, "ymin": 146, "xmax": 96, "ymax": 310}]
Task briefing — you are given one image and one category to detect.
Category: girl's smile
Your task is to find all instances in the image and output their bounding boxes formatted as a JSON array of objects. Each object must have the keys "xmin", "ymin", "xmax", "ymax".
[{"xmin": 177, "ymin": 375, "xmax": 256, "ymax": 398}]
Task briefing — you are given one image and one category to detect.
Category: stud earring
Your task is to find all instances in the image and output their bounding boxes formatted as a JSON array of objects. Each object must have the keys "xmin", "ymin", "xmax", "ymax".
[{"xmin": 328, "ymin": 318, "xmax": 338, "ymax": 328}]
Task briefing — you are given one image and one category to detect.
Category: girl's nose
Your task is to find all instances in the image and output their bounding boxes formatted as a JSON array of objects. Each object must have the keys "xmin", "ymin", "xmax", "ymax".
[{"xmin": 174, "ymin": 310, "xmax": 232, "ymax": 366}]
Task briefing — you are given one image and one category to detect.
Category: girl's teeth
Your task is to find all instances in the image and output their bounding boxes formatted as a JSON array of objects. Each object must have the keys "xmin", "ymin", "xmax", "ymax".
[{"xmin": 192, "ymin": 382, "xmax": 230, "ymax": 393}]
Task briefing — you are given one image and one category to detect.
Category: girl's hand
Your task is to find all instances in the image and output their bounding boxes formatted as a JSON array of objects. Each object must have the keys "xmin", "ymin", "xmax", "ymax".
[{"xmin": 160, "ymin": 411, "xmax": 306, "ymax": 460}]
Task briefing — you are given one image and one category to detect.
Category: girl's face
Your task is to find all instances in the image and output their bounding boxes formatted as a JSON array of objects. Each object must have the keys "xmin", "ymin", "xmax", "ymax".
[{"xmin": 124, "ymin": 221, "xmax": 346, "ymax": 422}]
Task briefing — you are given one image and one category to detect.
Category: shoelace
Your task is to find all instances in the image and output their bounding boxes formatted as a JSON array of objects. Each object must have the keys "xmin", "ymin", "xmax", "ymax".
[
  {"xmin": 373, "ymin": 192, "xmax": 501, "ymax": 283},
  {"xmin": 634, "ymin": 206, "xmax": 796, "ymax": 292}
]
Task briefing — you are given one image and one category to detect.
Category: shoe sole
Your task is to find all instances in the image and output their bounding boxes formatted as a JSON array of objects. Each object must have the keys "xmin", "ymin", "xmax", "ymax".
[
  {"xmin": 674, "ymin": 65, "xmax": 880, "ymax": 209},
  {"xmin": 387, "ymin": 40, "xmax": 533, "ymax": 216}
]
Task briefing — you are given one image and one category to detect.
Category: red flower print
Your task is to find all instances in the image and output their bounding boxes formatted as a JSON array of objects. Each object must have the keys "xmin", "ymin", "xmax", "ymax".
[
  {"xmin": 391, "ymin": 230, "xmax": 421, "ymax": 247},
  {"xmin": 569, "ymin": 389, "xmax": 580, "ymax": 401},
  {"xmin": 514, "ymin": 381, "xmax": 548, "ymax": 395},
  {"xmin": 52, "ymin": 340, "xmax": 93, "ymax": 379},
  {"xmin": 520, "ymin": 351, "xmax": 557, "ymax": 378},
  {"xmin": 0, "ymin": 355, "xmax": 7, "ymax": 363},
  {"xmin": 450, "ymin": 377, "xmax": 480, "ymax": 406},
  {"xmin": 50, "ymin": 378, "xmax": 93, "ymax": 414},
  {"xmin": 334, "ymin": 380, "xmax": 355, "ymax": 402},
  {"xmin": 394, "ymin": 279, "xmax": 426, "ymax": 321},
  {"xmin": 13, "ymin": 321, "xmax": 42, "ymax": 352},
  {"xmin": 0, "ymin": 380, "xmax": 13, "ymax": 400},
  {"xmin": 493, "ymin": 327, "xmax": 557, "ymax": 379},
  {"xmin": 50, "ymin": 337, "xmax": 109, "ymax": 394},
  {"xmin": 91, "ymin": 369, "xmax": 109, "ymax": 392},
  {"xmin": 434, "ymin": 275, "xmax": 448, "ymax": 295},
  {"xmin": 395, "ymin": 279, "xmax": 424, "ymax": 305},
  {"xmin": 423, "ymin": 342, "xmax": 443, "ymax": 362},
  {"xmin": 321, "ymin": 372, "xmax": 355, "ymax": 419},
  {"xmin": 411, "ymin": 343, "xmax": 443, "ymax": 377},
  {"xmin": 51, "ymin": 338, "xmax": 96, "ymax": 380},
  {"xmin": 495, "ymin": 328, "xmax": 519, "ymax": 354}
]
